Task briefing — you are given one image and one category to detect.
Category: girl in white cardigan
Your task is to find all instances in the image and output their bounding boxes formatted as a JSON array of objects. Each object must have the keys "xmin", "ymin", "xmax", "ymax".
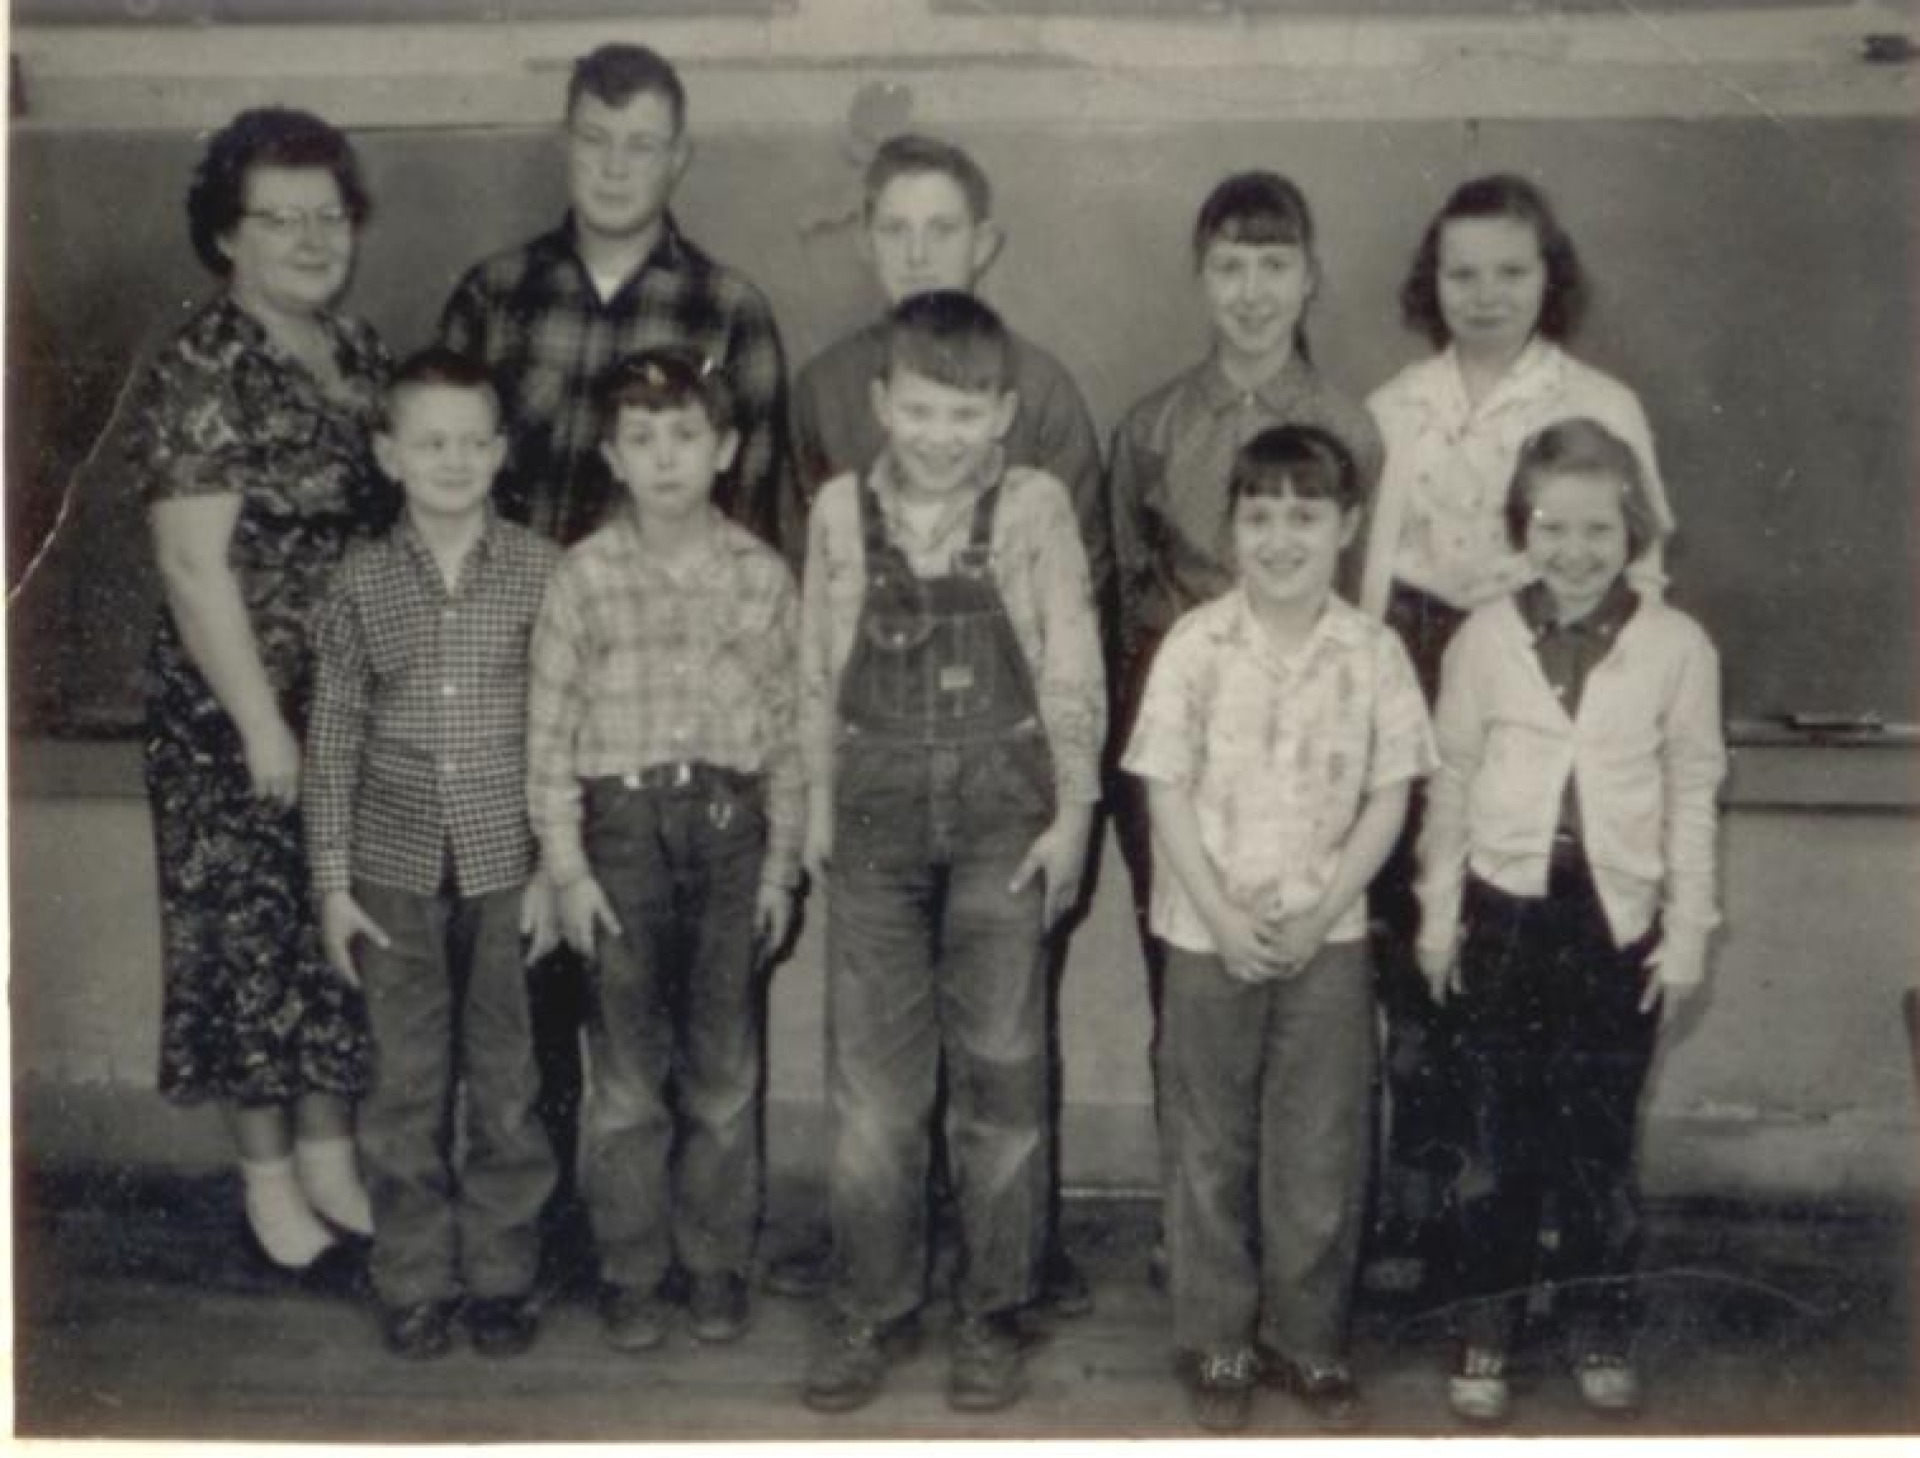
[{"xmin": 1416, "ymin": 418, "xmax": 1725, "ymax": 1427}]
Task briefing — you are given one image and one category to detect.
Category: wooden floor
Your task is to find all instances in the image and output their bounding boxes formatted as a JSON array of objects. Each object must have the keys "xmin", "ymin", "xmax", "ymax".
[{"xmin": 14, "ymin": 1165, "xmax": 1917, "ymax": 1443}]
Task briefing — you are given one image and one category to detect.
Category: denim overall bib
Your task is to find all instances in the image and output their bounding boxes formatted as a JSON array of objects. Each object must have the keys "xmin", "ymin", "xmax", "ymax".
[
  {"xmin": 824, "ymin": 476, "xmax": 1055, "ymax": 1323},
  {"xmin": 834, "ymin": 478, "xmax": 1056, "ymax": 864}
]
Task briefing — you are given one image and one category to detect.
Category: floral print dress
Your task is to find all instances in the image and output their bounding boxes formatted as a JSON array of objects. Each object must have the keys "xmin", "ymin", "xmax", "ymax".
[{"xmin": 128, "ymin": 295, "xmax": 391, "ymax": 1105}]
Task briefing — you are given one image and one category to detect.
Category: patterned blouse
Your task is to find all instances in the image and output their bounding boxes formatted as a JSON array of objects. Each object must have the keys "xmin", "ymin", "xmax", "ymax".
[
  {"xmin": 1123, "ymin": 589, "xmax": 1435, "ymax": 953},
  {"xmin": 128, "ymin": 295, "xmax": 391, "ymax": 719}
]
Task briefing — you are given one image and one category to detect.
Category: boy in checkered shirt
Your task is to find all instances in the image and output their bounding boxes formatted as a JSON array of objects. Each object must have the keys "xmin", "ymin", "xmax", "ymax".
[
  {"xmin": 526, "ymin": 346, "xmax": 803, "ymax": 1353},
  {"xmin": 305, "ymin": 347, "xmax": 561, "ymax": 1361}
]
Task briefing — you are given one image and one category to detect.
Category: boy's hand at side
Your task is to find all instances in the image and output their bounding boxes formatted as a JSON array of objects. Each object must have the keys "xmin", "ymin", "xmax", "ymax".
[
  {"xmin": 319, "ymin": 889, "xmax": 389, "ymax": 986},
  {"xmin": 558, "ymin": 875, "xmax": 621, "ymax": 957},
  {"xmin": 802, "ymin": 792, "xmax": 833, "ymax": 888},
  {"xmin": 520, "ymin": 874, "xmax": 560, "ymax": 966},
  {"xmin": 756, "ymin": 882, "xmax": 795, "ymax": 963},
  {"xmin": 1641, "ymin": 932, "xmax": 1707, "ymax": 1022},
  {"xmin": 1009, "ymin": 803, "xmax": 1093, "ymax": 928}
]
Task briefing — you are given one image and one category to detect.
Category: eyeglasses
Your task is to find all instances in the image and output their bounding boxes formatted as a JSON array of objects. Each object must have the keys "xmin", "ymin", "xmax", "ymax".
[{"xmin": 241, "ymin": 206, "xmax": 354, "ymax": 238}]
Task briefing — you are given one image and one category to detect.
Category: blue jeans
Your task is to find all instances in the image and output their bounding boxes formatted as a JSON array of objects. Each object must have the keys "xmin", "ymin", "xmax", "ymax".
[
  {"xmin": 826, "ymin": 735, "xmax": 1054, "ymax": 1323},
  {"xmin": 354, "ymin": 877, "xmax": 554, "ymax": 1306},
  {"xmin": 1448, "ymin": 864, "xmax": 1660, "ymax": 1354},
  {"xmin": 1158, "ymin": 939, "xmax": 1376, "ymax": 1362},
  {"xmin": 578, "ymin": 771, "xmax": 767, "ymax": 1291}
]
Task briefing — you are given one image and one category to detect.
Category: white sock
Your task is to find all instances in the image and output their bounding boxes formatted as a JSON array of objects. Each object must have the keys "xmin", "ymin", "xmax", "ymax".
[
  {"xmin": 241, "ymin": 1154, "xmax": 336, "ymax": 1268},
  {"xmin": 294, "ymin": 1135, "xmax": 374, "ymax": 1236}
]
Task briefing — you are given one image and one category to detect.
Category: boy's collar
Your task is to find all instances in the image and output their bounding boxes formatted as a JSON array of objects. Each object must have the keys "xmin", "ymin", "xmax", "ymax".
[
  {"xmin": 557, "ymin": 211, "xmax": 685, "ymax": 276},
  {"xmin": 397, "ymin": 503, "xmax": 498, "ymax": 556},
  {"xmin": 611, "ymin": 501, "xmax": 729, "ymax": 562},
  {"xmin": 870, "ymin": 444, "xmax": 1006, "ymax": 513}
]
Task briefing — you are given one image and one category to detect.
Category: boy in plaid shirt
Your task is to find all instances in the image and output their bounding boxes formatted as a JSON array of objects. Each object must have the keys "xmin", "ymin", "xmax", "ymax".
[
  {"xmin": 305, "ymin": 348, "xmax": 562, "ymax": 1361},
  {"xmin": 527, "ymin": 347, "xmax": 803, "ymax": 1353}
]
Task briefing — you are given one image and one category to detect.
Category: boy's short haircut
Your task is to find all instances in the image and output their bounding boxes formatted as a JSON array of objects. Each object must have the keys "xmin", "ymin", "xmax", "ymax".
[
  {"xmin": 1191, "ymin": 169, "xmax": 1317, "ymax": 263},
  {"xmin": 863, "ymin": 133, "xmax": 993, "ymax": 223},
  {"xmin": 1400, "ymin": 173, "xmax": 1588, "ymax": 348},
  {"xmin": 1504, "ymin": 416, "xmax": 1661, "ymax": 561},
  {"xmin": 567, "ymin": 43, "xmax": 686, "ymax": 132},
  {"xmin": 594, "ymin": 346, "xmax": 737, "ymax": 439},
  {"xmin": 1228, "ymin": 424, "xmax": 1363, "ymax": 515},
  {"xmin": 384, "ymin": 346, "xmax": 501, "ymax": 432},
  {"xmin": 883, "ymin": 290, "xmax": 1011, "ymax": 396}
]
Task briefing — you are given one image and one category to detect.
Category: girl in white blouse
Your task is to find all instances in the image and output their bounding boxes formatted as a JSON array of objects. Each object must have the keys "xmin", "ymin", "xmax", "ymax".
[
  {"xmin": 1362, "ymin": 174, "xmax": 1673, "ymax": 692},
  {"xmin": 1358, "ymin": 178, "xmax": 1679, "ymax": 1299}
]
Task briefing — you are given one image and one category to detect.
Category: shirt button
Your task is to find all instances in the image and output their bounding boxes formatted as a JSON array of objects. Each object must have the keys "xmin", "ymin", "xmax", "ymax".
[
  {"xmin": 441, "ymin": 759, "xmax": 458, "ymax": 776},
  {"xmin": 441, "ymin": 682, "xmax": 458, "ymax": 698}
]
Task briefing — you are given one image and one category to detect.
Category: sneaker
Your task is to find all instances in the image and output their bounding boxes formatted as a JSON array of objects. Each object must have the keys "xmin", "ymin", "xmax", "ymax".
[
  {"xmin": 380, "ymin": 1298, "xmax": 458, "ymax": 1360},
  {"xmin": 947, "ymin": 1311, "xmax": 1028, "ymax": 1413},
  {"xmin": 1184, "ymin": 1346, "xmax": 1258, "ymax": 1433},
  {"xmin": 599, "ymin": 1282, "xmax": 672, "ymax": 1353},
  {"xmin": 465, "ymin": 1294, "xmax": 538, "ymax": 1358},
  {"xmin": 1038, "ymin": 1246, "xmax": 1094, "ymax": 1319},
  {"xmin": 763, "ymin": 1242, "xmax": 833, "ymax": 1300},
  {"xmin": 802, "ymin": 1310, "xmax": 920, "ymax": 1413},
  {"xmin": 1264, "ymin": 1350, "xmax": 1369, "ymax": 1432},
  {"xmin": 1447, "ymin": 1344, "xmax": 1513, "ymax": 1426},
  {"xmin": 1574, "ymin": 1352, "xmax": 1642, "ymax": 1415},
  {"xmin": 688, "ymin": 1272, "xmax": 751, "ymax": 1344}
]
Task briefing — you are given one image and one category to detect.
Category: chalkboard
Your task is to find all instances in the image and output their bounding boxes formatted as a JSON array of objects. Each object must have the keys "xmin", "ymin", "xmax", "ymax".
[{"xmin": 8, "ymin": 111, "xmax": 1915, "ymax": 736}]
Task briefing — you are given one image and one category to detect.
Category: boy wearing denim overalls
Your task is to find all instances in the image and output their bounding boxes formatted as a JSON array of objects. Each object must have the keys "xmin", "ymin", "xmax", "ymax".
[{"xmin": 795, "ymin": 291, "xmax": 1105, "ymax": 1415}]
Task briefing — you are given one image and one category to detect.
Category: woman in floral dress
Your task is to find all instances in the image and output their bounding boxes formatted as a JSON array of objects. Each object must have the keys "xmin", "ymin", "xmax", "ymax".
[{"xmin": 130, "ymin": 107, "xmax": 392, "ymax": 1275}]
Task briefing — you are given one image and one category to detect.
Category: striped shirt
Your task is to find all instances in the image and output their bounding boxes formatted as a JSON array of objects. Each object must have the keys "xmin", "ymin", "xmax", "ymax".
[
  {"xmin": 305, "ymin": 513, "xmax": 560, "ymax": 899},
  {"xmin": 440, "ymin": 214, "xmax": 792, "ymax": 549},
  {"xmin": 528, "ymin": 507, "xmax": 804, "ymax": 890}
]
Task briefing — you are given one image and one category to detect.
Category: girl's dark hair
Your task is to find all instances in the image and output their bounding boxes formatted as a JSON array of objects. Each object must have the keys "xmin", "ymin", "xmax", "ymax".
[
  {"xmin": 1399, "ymin": 173, "xmax": 1587, "ymax": 348},
  {"xmin": 594, "ymin": 346, "xmax": 736, "ymax": 439},
  {"xmin": 1192, "ymin": 169, "xmax": 1316, "ymax": 261},
  {"xmin": 186, "ymin": 107, "xmax": 370, "ymax": 277},
  {"xmin": 1228, "ymin": 423, "xmax": 1363, "ymax": 514},
  {"xmin": 1504, "ymin": 416, "xmax": 1663, "ymax": 562},
  {"xmin": 1192, "ymin": 170, "xmax": 1319, "ymax": 362}
]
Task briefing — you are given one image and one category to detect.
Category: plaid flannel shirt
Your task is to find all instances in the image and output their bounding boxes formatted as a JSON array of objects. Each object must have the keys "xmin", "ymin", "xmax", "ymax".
[
  {"xmin": 305, "ymin": 513, "xmax": 560, "ymax": 899},
  {"xmin": 440, "ymin": 213, "xmax": 793, "ymax": 548},
  {"xmin": 527, "ymin": 507, "xmax": 804, "ymax": 892}
]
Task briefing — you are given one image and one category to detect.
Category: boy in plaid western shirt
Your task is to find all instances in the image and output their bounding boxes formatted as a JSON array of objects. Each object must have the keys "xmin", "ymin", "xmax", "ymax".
[
  {"xmin": 305, "ymin": 349, "xmax": 562, "ymax": 1361},
  {"xmin": 527, "ymin": 347, "xmax": 803, "ymax": 1353},
  {"xmin": 439, "ymin": 42, "xmax": 791, "ymax": 550}
]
